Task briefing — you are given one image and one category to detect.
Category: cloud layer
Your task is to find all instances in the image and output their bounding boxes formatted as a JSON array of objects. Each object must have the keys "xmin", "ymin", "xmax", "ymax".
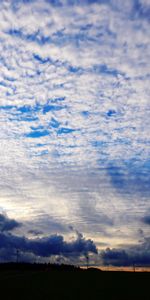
[
  {"xmin": 0, "ymin": 214, "xmax": 97, "ymax": 262},
  {"xmin": 101, "ymin": 237, "xmax": 150, "ymax": 266},
  {"xmin": 0, "ymin": 0, "xmax": 149, "ymax": 264},
  {"xmin": 0, "ymin": 213, "xmax": 21, "ymax": 232}
]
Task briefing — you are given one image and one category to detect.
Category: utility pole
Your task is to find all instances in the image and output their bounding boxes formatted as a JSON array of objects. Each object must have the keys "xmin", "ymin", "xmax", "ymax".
[
  {"xmin": 86, "ymin": 254, "xmax": 89, "ymax": 269},
  {"xmin": 133, "ymin": 262, "xmax": 136, "ymax": 272},
  {"xmin": 16, "ymin": 249, "xmax": 19, "ymax": 263}
]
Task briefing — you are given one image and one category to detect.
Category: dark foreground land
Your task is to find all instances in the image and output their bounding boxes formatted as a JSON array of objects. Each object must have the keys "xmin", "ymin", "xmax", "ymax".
[{"xmin": 0, "ymin": 263, "xmax": 149, "ymax": 300}]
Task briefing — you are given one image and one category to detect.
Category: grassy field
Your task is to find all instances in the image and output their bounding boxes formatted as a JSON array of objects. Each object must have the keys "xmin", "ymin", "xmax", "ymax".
[{"xmin": 0, "ymin": 268, "xmax": 149, "ymax": 300}]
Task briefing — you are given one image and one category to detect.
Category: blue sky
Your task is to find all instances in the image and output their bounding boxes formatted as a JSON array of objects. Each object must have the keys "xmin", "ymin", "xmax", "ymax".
[{"xmin": 0, "ymin": 0, "xmax": 150, "ymax": 266}]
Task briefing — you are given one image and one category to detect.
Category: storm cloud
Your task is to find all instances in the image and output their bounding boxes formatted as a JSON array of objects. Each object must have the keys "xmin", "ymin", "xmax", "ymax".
[
  {"xmin": 142, "ymin": 215, "xmax": 150, "ymax": 225},
  {"xmin": 0, "ymin": 232, "xmax": 97, "ymax": 258},
  {"xmin": 0, "ymin": 214, "xmax": 21, "ymax": 232},
  {"xmin": 101, "ymin": 238, "xmax": 150, "ymax": 266}
]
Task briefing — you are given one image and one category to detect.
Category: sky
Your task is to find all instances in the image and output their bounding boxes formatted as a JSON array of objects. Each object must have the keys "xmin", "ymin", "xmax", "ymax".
[{"xmin": 0, "ymin": 0, "xmax": 150, "ymax": 266}]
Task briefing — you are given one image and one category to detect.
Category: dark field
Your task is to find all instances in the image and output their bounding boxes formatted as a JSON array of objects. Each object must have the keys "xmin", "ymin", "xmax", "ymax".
[{"xmin": 0, "ymin": 265, "xmax": 149, "ymax": 300}]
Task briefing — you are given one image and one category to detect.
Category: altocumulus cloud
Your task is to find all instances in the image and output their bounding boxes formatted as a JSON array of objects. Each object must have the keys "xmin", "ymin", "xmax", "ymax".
[{"xmin": 0, "ymin": 0, "xmax": 150, "ymax": 262}]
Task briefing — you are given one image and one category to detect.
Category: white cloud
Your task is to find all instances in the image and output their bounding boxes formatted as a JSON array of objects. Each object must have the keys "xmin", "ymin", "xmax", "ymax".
[{"xmin": 0, "ymin": 0, "xmax": 149, "ymax": 251}]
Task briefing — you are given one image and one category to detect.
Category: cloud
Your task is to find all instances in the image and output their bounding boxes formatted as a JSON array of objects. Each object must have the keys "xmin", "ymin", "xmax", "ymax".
[
  {"xmin": 0, "ymin": 230, "xmax": 97, "ymax": 261},
  {"xmin": 0, "ymin": 0, "xmax": 149, "ymax": 255},
  {"xmin": 107, "ymin": 162, "xmax": 150, "ymax": 197},
  {"xmin": 142, "ymin": 215, "xmax": 150, "ymax": 225},
  {"xmin": 0, "ymin": 213, "xmax": 21, "ymax": 232},
  {"xmin": 0, "ymin": 0, "xmax": 149, "ymax": 167},
  {"xmin": 28, "ymin": 229, "xmax": 44, "ymax": 236},
  {"xmin": 101, "ymin": 237, "xmax": 150, "ymax": 266}
]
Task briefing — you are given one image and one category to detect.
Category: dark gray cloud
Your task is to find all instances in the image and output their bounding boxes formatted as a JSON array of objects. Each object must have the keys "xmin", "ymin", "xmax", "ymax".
[
  {"xmin": 0, "ymin": 230, "xmax": 97, "ymax": 261},
  {"xmin": 101, "ymin": 237, "xmax": 150, "ymax": 266},
  {"xmin": 142, "ymin": 215, "xmax": 150, "ymax": 225},
  {"xmin": 28, "ymin": 229, "xmax": 44, "ymax": 236},
  {"xmin": 0, "ymin": 214, "xmax": 21, "ymax": 232},
  {"xmin": 107, "ymin": 162, "xmax": 150, "ymax": 197}
]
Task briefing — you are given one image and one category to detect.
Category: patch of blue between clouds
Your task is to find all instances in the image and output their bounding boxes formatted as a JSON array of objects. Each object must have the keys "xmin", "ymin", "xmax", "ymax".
[
  {"xmin": 106, "ymin": 110, "xmax": 117, "ymax": 117},
  {"xmin": 30, "ymin": 125, "xmax": 44, "ymax": 131},
  {"xmin": 25, "ymin": 130, "xmax": 50, "ymax": 138},
  {"xmin": 43, "ymin": 104, "xmax": 67, "ymax": 114},
  {"xmin": 51, "ymin": 97, "xmax": 66, "ymax": 103},
  {"xmin": 0, "ymin": 105, "xmax": 15, "ymax": 111},
  {"xmin": 36, "ymin": 143, "xmax": 48, "ymax": 147},
  {"xmin": 49, "ymin": 117, "xmax": 60, "ymax": 128},
  {"xmin": 68, "ymin": 65, "xmax": 83, "ymax": 74},
  {"xmin": 15, "ymin": 116, "xmax": 39, "ymax": 122},
  {"xmin": 33, "ymin": 54, "xmax": 51, "ymax": 64},
  {"xmin": 6, "ymin": 28, "xmax": 93, "ymax": 48},
  {"xmin": 0, "ymin": 102, "xmax": 66, "ymax": 115},
  {"xmin": 4, "ymin": 76, "xmax": 16, "ymax": 82},
  {"xmin": 6, "ymin": 29, "xmax": 52, "ymax": 46},
  {"xmin": 0, "ymin": 81, "xmax": 10, "ymax": 88},
  {"xmin": 92, "ymin": 141, "xmax": 107, "ymax": 147},
  {"xmin": 81, "ymin": 111, "xmax": 90, "ymax": 117},
  {"xmin": 93, "ymin": 64, "xmax": 124, "ymax": 77},
  {"xmin": 34, "ymin": 150, "xmax": 49, "ymax": 156},
  {"xmin": 57, "ymin": 128, "xmax": 76, "ymax": 135}
]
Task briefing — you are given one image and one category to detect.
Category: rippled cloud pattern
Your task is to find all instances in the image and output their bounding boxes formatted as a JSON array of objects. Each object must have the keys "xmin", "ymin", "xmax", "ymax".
[{"xmin": 0, "ymin": 0, "xmax": 150, "ymax": 265}]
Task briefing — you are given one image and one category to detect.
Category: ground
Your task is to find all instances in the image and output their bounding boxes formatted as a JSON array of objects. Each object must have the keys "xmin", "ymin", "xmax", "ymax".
[{"xmin": 0, "ymin": 267, "xmax": 149, "ymax": 300}]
